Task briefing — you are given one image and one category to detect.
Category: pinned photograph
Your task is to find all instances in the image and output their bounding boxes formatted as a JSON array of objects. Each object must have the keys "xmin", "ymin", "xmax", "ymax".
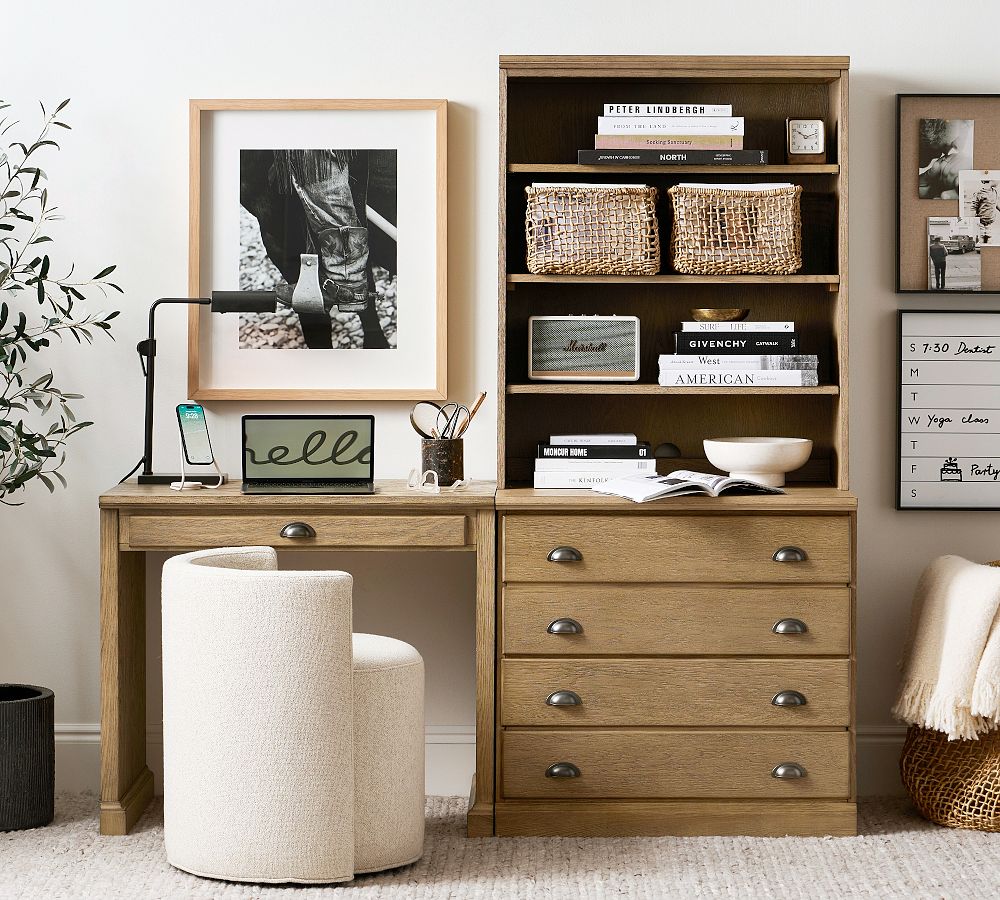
[
  {"xmin": 918, "ymin": 118, "xmax": 974, "ymax": 199},
  {"xmin": 959, "ymin": 170, "xmax": 1000, "ymax": 246},
  {"xmin": 927, "ymin": 216, "xmax": 981, "ymax": 291}
]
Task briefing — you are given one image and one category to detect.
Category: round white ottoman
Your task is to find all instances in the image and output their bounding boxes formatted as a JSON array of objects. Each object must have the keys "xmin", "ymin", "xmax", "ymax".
[{"xmin": 352, "ymin": 633, "xmax": 425, "ymax": 873}]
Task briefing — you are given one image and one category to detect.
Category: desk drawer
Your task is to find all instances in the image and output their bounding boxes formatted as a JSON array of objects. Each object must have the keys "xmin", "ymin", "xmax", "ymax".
[
  {"xmin": 121, "ymin": 514, "xmax": 468, "ymax": 550},
  {"xmin": 502, "ymin": 729, "xmax": 850, "ymax": 799},
  {"xmin": 501, "ymin": 658, "xmax": 850, "ymax": 727},
  {"xmin": 503, "ymin": 585, "xmax": 851, "ymax": 656},
  {"xmin": 502, "ymin": 514, "xmax": 851, "ymax": 583}
]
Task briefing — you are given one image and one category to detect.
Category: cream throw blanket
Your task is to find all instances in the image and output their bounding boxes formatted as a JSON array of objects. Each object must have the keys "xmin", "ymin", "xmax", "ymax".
[{"xmin": 892, "ymin": 555, "xmax": 1000, "ymax": 740}]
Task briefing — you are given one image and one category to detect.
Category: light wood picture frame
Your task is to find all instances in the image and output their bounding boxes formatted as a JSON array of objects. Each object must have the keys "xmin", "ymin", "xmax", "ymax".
[{"xmin": 188, "ymin": 98, "xmax": 447, "ymax": 400}]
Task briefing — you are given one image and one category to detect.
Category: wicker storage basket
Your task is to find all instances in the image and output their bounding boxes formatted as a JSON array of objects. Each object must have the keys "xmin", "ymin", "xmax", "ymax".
[
  {"xmin": 900, "ymin": 725, "xmax": 1000, "ymax": 831},
  {"xmin": 524, "ymin": 185, "xmax": 660, "ymax": 276},
  {"xmin": 667, "ymin": 184, "xmax": 803, "ymax": 275}
]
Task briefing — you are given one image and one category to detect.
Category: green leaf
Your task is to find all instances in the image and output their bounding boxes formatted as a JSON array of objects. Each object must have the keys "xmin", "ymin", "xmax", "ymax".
[
  {"xmin": 54, "ymin": 99, "xmax": 71, "ymax": 114},
  {"xmin": 93, "ymin": 264, "xmax": 116, "ymax": 279},
  {"xmin": 37, "ymin": 472, "xmax": 54, "ymax": 493}
]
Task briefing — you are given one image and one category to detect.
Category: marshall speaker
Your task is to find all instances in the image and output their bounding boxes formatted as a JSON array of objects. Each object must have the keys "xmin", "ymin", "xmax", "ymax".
[{"xmin": 528, "ymin": 315, "xmax": 640, "ymax": 381}]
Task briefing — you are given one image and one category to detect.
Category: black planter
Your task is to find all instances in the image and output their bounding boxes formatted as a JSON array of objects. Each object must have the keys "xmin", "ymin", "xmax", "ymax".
[{"xmin": 0, "ymin": 684, "xmax": 54, "ymax": 830}]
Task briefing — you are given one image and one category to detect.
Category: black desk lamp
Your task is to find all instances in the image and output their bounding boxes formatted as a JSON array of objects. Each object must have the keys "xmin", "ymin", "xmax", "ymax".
[{"xmin": 132, "ymin": 290, "xmax": 277, "ymax": 484}]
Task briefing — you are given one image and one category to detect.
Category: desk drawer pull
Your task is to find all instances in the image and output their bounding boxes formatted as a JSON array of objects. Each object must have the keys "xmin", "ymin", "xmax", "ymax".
[
  {"xmin": 772, "ymin": 546, "xmax": 807, "ymax": 563},
  {"xmin": 772, "ymin": 618, "xmax": 809, "ymax": 635},
  {"xmin": 280, "ymin": 522, "xmax": 316, "ymax": 539},
  {"xmin": 771, "ymin": 762, "xmax": 807, "ymax": 780},
  {"xmin": 546, "ymin": 690, "xmax": 583, "ymax": 707},
  {"xmin": 771, "ymin": 690, "xmax": 808, "ymax": 708},
  {"xmin": 547, "ymin": 617, "xmax": 584, "ymax": 635},
  {"xmin": 545, "ymin": 762, "xmax": 581, "ymax": 779},
  {"xmin": 547, "ymin": 546, "xmax": 583, "ymax": 563}
]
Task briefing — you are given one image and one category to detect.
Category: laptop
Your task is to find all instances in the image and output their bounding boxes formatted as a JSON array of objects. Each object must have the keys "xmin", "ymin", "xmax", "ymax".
[{"xmin": 241, "ymin": 415, "xmax": 375, "ymax": 494}]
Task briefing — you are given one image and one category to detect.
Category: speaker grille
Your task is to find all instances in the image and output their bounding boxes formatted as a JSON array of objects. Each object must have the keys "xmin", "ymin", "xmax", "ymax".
[{"xmin": 530, "ymin": 318, "xmax": 638, "ymax": 378}]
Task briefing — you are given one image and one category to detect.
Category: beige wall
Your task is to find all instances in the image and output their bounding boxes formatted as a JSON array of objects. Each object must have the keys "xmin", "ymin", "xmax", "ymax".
[{"xmin": 4, "ymin": 0, "xmax": 1000, "ymax": 796}]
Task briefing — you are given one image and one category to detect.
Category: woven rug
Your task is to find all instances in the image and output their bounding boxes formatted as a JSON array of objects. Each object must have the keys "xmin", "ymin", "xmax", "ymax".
[{"xmin": 2, "ymin": 794, "xmax": 998, "ymax": 899}]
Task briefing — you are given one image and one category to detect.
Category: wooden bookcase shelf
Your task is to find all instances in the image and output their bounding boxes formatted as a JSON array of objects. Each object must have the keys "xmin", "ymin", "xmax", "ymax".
[{"xmin": 498, "ymin": 55, "xmax": 849, "ymax": 491}]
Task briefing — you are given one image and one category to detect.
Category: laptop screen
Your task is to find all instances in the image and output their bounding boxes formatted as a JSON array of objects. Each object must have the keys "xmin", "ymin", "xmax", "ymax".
[{"xmin": 242, "ymin": 416, "xmax": 374, "ymax": 481}]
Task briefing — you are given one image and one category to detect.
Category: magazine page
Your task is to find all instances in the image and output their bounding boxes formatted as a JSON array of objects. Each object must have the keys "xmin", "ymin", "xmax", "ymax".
[{"xmin": 592, "ymin": 473, "xmax": 708, "ymax": 502}]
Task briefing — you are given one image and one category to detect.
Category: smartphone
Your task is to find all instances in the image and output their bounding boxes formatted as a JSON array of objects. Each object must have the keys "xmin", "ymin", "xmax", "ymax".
[{"xmin": 176, "ymin": 403, "xmax": 215, "ymax": 466}]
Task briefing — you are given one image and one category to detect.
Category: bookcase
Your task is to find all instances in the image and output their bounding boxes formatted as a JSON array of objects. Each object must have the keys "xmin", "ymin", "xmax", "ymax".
[{"xmin": 490, "ymin": 56, "xmax": 857, "ymax": 839}]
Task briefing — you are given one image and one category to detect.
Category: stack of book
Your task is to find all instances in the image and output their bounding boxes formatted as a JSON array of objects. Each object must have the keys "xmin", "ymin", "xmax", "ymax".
[
  {"xmin": 533, "ymin": 433, "xmax": 655, "ymax": 489},
  {"xmin": 658, "ymin": 320, "xmax": 819, "ymax": 387},
  {"xmin": 578, "ymin": 102, "xmax": 767, "ymax": 166}
]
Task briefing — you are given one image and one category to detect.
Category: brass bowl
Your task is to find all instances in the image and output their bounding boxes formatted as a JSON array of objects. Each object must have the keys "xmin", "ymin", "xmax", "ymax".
[{"xmin": 690, "ymin": 308, "xmax": 750, "ymax": 322}]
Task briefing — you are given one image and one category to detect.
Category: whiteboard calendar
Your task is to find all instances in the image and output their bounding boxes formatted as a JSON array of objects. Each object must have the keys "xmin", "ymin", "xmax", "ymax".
[{"xmin": 898, "ymin": 311, "xmax": 1000, "ymax": 509}]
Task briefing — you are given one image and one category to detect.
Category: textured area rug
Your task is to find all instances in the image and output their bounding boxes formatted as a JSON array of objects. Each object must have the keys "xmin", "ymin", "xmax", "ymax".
[{"xmin": 1, "ymin": 794, "xmax": 998, "ymax": 899}]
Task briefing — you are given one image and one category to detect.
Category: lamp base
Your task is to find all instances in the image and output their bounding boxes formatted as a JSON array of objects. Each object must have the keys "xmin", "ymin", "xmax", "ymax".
[{"xmin": 137, "ymin": 473, "xmax": 229, "ymax": 485}]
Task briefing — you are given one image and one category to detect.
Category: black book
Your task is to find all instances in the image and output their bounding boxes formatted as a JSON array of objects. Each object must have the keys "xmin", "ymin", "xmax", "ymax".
[
  {"xmin": 577, "ymin": 149, "xmax": 768, "ymax": 166},
  {"xmin": 537, "ymin": 442, "xmax": 652, "ymax": 460},
  {"xmin": 674, "ymin": 332, "xmax": 800, "ymax": 354}
]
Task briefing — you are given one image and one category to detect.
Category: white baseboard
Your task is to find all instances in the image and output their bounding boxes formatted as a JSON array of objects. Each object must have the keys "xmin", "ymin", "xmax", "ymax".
[
  {"xmin": 53, "ymin": 723, "xmax": 475, "ymax": 797},
  {"xmin": 54, "ymin": 723, "xmax": 908, "ymax": 798}
]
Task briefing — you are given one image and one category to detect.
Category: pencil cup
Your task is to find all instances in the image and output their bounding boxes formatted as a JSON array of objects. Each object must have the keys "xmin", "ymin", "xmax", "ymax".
[{"xmin": 421, "ymin": 439, "xmax": 464, "ymax": 487}]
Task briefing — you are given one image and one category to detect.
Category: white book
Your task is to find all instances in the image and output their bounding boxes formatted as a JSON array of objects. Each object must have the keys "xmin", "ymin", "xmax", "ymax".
[
  {"xmin": 658, "ymin": 370, "xmax": 819, "ymax": 387},
  {"xmin": 681, "ymin": 321, "xmax": 794, "ymax": 332},
  {"xmin": 534, "ymin": 458, "xmax": 656, "ymax": 472},
  {"xmin": 534, "ymin": 470, "xmax": 623, "ymax": 489},
  {"xmin": 550, "ymin": 433, "xmax": 637, "ymax": 445},
  {"xmin": 603, "ymin": 103, "xmax": 733, "ymax": 117},
  {"xmin": 659, "ymin": 355, "xmax": 818, "ymax": 371},
  {"xmin": 597, "ymin": 116, "xmax": 744, "ymax": 135}
]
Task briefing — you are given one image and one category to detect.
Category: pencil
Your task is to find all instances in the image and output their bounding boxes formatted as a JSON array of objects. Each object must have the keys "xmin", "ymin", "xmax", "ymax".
[{"xmin": 458, "ymin": 392, "xmax": 487, "ymax": 438}]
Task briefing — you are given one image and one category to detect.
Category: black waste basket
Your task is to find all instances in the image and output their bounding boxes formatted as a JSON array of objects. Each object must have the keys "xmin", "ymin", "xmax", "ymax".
[{"xmin": 0, "ymin": 684, "xmax": 54, "ymax": 830}]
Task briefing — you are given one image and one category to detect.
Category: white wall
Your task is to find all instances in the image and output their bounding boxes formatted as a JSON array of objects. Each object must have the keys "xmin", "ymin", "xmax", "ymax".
[{"xmin": 5, "ymin": 0, "xmax": 1000, "ymax": 797}]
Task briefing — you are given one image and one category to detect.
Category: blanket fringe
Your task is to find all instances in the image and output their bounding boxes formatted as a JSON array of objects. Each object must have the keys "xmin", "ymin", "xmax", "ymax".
[
  {"xmin": 972, "ymin": 679, "xmax": 1000, "ymax": 724},
  {"xmin": 892, "ymin": 678, "xmax": 987, "ymax": 740}
]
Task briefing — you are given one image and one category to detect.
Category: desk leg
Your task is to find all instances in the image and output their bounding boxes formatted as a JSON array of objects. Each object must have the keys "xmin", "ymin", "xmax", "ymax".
[
  {"xmin": 467, "ymin": 508, "xmax": 496, "ymax": 837},
  {"xmin": 99, "ymin": 508, "xmax": 154, "ymax": 835}
]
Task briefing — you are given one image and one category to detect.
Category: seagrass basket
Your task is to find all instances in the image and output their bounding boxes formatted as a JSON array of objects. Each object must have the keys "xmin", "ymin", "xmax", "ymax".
[
  {"xmin": 524, "ymin": 185, "xmax": 660, "ymax": 275},
  {"xmin": 900, "ymin": 726, "xmax": 1000, "ymax": 831},
  {"xmin": 667, "ymin": 184, "xmax": 803, "ymax": 275}
]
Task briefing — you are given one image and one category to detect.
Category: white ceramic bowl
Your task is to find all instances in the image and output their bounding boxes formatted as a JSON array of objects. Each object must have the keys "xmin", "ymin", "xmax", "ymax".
[{"xmin": 703, "ymin": 437, "xmax": 813, "ymax": 487}]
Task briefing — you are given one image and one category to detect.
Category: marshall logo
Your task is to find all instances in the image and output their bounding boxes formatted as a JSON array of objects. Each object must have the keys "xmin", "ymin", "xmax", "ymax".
[{"xmin": 563, "ymin": 339, "xmax": 608, "ymax": 353}]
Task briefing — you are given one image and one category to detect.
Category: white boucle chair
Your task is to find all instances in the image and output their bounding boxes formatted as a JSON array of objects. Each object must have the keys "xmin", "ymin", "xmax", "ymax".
[{"xmin": 161, "ymin": 546, "xmax": 424, "ymax": 884}]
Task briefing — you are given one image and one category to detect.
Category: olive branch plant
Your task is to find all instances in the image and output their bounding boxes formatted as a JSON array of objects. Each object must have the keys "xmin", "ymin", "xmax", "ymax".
[{"xmin": 0, "ymin": 98, "xmax": 120, "ymax": 504}]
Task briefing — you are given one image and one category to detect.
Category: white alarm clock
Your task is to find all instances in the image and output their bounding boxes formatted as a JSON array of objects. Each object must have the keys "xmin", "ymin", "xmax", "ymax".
[{"xmin": 786, "ymin": 118, "xmax": 827, "ymax": 164}]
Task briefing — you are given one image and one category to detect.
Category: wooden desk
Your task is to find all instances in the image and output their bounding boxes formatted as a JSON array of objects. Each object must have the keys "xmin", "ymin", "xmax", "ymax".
[{"xmin": 98, "ymin": 480, "xmax": 497, "ymax": 837}]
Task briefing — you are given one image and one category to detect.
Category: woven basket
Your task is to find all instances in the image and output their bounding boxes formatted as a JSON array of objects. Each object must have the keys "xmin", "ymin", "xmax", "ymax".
[
  {"xmin": 524, "ymin": 185, "xmax": 660, "ymax": 276},
  {"xmin": 900, "ymin": 726, "xmax": 1000, "ymax": 831},
  {"xmin": 667, "ymin": 184, "xmax": 803, "ymax": 275}
]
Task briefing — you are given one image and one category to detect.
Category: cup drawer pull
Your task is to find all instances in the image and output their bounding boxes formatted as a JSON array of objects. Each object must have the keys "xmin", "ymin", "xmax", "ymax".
[
  {"xmin": 771, "ymin": 762, "xmax": 807, "ymax": 779},
  {"xmin": 771, "ymin": 690, "xmax": 808, "ymax": 707},
  {"xmin": 280, "ymin": 522, "xmax": 317, "ymax": 539},
  {"xmin": 545, "ymin": 762, "xmax": 581, "ymax": 778},
  {"xmin": 546, "ymin": 690, "xmax": 583, "ymax": 707},
  {"xmin": 547, "ymin": 617, "xmax": 584, "ymax": 635},
  {"xmin": 547, "ymin": 546, "xmax": 583, "ymax": 563},
  {"xmin": 772, "ymin": 546, "xmax": 807, "ymax": 563},
  {"xmin": 772, "ymin": 618, "xmax": 809, "ymax": 635}
]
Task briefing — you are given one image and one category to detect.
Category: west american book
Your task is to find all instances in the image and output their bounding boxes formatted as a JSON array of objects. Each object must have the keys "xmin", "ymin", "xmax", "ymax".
[
  {"xmin": 595, "ymin": 134, "xmax": 744, "ymax": 150},
  {"xmin": 675, "ymin": 332, "xmax": 799, "ymax": 354},
  {"xmin": 603, "ymin": 104, "xmax": 733, "ymax": 116},
  {"xmin": 577, "ymin": 149, "xmax": 768, "ymax": 165},
  {"xmin": 597, "ymin": 116, "xmax": 744, "ymax": 135},
  {"xmin": 680, "ymin": 321, "xmax": 794, "ymax": 332},
  {"xmin": 658, "ymin": 354, "xmax": 818, "ymax": 371},
  {"xmin": 658, "ymin": 370, "xmax": 819, "ymax": 387},
  {"xmin": 537, "ymin": 442, "xmax": 652, "ymax": 459}
]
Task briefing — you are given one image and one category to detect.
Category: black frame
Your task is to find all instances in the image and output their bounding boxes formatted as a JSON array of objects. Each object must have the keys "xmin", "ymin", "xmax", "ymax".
[
  {"xmin": 896, "ymin": 309, "xmax": 1000, "ymax": 510},
  {"xmin": 241, "ymin": 414, "xmax": 376, "ymax": 483},
  {"xmin": 896, "ymin": 93, "xmax": 1000, "ymax": 294}
]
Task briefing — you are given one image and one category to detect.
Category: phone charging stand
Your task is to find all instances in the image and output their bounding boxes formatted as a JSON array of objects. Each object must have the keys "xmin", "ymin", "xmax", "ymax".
[{"xmin": 170, "ymin": 435, "xmax": 226, "ymax": 491}]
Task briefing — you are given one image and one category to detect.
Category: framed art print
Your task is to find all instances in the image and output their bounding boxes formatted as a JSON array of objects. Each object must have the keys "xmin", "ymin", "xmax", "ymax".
[
  {"xmin": 897, "ymin": 310, "xmax": 1000, "ymax": 509},
  {"xmin": 188, "ymin": 99, "xmax": 447, "ymax": 400},
  {"xmin": 897, "ymin": 94, "xmax": 1000, "ymax": 293}
]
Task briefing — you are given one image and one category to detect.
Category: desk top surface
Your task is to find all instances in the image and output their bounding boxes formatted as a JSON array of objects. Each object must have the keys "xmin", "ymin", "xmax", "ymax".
[{"xmin": 100, "ymin": 479, "xmax": 498, "ymax": 511}]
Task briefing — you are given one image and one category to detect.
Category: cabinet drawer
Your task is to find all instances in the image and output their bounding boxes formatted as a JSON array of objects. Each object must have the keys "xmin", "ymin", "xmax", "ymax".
[
  {"xmin": 502, "ymin": 729, "xmax": 850, "ymax": 799},
  {"xmin": 502, "ymin": 658, "xmax": 850, "ymax": 727},
  {"xmin": 121, "ymin": 514, "xmax": 468, "ymax": 550},
  {"xmin": 502, "ymin": 514, "xmax": 851, "ymax": 583},
  {"xmin": 503, "ymin": 585, "xmax": 851, "ymax": 656}
]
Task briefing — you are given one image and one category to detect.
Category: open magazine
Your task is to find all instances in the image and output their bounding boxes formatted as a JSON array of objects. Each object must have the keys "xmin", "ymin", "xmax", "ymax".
[{"xmin": 592, "ymin": 470, "xmax": 785, "ymax": 503}]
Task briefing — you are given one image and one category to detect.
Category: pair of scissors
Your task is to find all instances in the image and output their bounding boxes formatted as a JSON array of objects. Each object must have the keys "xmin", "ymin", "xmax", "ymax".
[{"xmin": 409, "ymin": 401, "xmax": 471, "ymax": 440}]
